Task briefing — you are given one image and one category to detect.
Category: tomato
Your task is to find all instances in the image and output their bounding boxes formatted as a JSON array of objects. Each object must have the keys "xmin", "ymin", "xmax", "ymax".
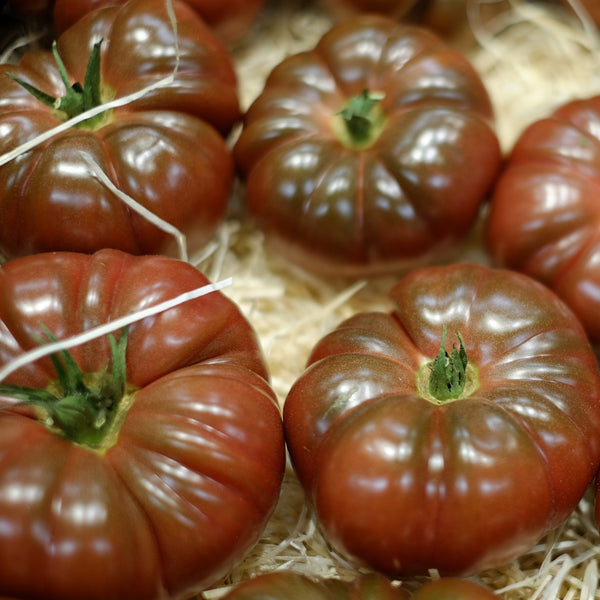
[
  {"xmin": 320, "ymin": 0, "xmax": 470, "ymax": 39},
  {"xmin": 218, "ymin": 571, "xmax": 410, "ymax": 600},
  {"xmin": 283, "ymin": 263, "xmax": 600, "ymax": 577},
  {"xmin": 0, "ymin": 0, "xmax": 240, "ymax": 259},
  {"xmin": 216, "ymin": 572, "xmax": 497, "ymax": 600},
  {"xmin": 412, "ymin": 578, "xmax": 497, "ymax": 600},
  {"xmin": 234, "ymin": 16, "xmax": 501, "ymax": 277},
  {"xmin": 0, "ymin": 248, "xmax": 285, "ymax": 600},
  {"xmin": 485, "ymin": 94, "xmax": 600, "ymax": 346},
  {"xmin": 411, "ymin": 0, "xmax": 470, "ymax": 38},
  {"xmin": 321, "ymin": 0, "xmax": 417, "ymax": 20},
  {"xmin": 53, "ymin": 0, "xmax": 267, "ymax": 44}
]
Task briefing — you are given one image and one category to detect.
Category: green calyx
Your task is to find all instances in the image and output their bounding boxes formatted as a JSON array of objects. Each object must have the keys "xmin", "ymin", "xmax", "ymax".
[
  {"xmin": 0, "ymin": 326, "xmax": 135, "ymax": 451},
  {"xmin": 8, "ymin": 39, "xmax": 112, "ymax": 129},
  {"xmin": 415, "ymin": 327, "xmax": 478, "ymax": 405},
  {"xmin": 428, "ymin": 327, "xmax": 468, "ymax": 401},
  {"xmin": 334, "ymin": 89, "xmax": 387, "ymax": 150}
]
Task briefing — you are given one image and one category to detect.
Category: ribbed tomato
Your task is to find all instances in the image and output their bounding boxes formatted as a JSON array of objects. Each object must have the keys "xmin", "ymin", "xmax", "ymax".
[
  {"xmin": 284, "ymin": 263, "xmax": 600, "ymax": 576},
  {"xmin": 235, "ymin": 16, "xmax": 501, "ymax": 277},
  {"xmin": 219, "ymin": 571, "xmax": 409, "ymax": 600},
  {"xmin": 0, "ymin": 0, "xmax": 239, "ymax": 259},
  {"xmin": 321, "ymin": 0, "xmax": 470, "ymax": 38},
  {"xmin": 52, "ymin": 0, "xmax": 267, "ymax": 44},
  {"xmin": 485, "ymin": 94, "xmax": 600, "ymax": 345},
  {"xmin": 0, "ymin": 249, "xmax": 285, "ymax": 600}
]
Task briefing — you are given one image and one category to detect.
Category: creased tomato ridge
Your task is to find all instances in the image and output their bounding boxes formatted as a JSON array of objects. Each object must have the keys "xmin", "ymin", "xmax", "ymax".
[
  {"xmin": 0, "ymin": 0, "xmax": 186, "ymax": 266},
  {"xmin": 80, "ymin": 151, "xmax": 189, "ymax": 262},
  {"xmin": 0, "ymin": 277, "xmax": 232, "ymax": 384}
]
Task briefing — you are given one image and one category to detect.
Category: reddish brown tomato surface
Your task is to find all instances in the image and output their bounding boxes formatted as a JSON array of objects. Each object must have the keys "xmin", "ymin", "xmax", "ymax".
[
  {"xmin": 234, "ymin": 16, "xmax": 501, "ymax": 277},
  {"xmin": 0, "ymin": 0, "xmax": 240, "ymax": 259},
  {"xmin": 219, "ymin": 572, "xmax": 409, "ymax": 600},
  {"xmin": 283, "ymin": 263, "xmax": 600, "ymax": 577},
  {"xmin": 53, "ymin": 0, "xmax": 267, "ymax": 44},
  {"xmin": 321, "ymin": 0, "xmax": 418, "ymax": 20},
  {"xmin": 321, "ymin": 0, "xmax": 470, "ymax": 38},
  {"xmin": 0, "ymin": 249, "xmax": 285, "ymax": 600},
  {"xmin": 412, "ymin": 578, "xmax": 498, "ymax": 600},
  {"xmin": 485, "ymin": 95, "xmax": 600, "ymax": 346}
]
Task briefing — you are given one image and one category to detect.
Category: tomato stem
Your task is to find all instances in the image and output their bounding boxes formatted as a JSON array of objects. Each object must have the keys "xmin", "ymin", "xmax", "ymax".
[
  {"xmin": 335, "ymin": 89, "xmax": 387, "ymax": 149},
  {"xmin": 428, "ymin": 327, "xmax": 468, "ymax": 401},
  {"xmin": 7, "ymin": 40, "xmax": 108, "ymax": 128},
  {"xmin": 0, "ymin": 326, "xmax": 131, "ymax": 449}
]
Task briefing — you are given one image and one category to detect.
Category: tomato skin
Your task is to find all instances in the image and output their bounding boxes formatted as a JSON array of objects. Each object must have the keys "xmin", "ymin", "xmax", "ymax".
[
  {"xmin": 216, "ymin": 572, "xmax": 496, "ymax": 600},
  {"xmin": 234, "ymin": 16, "xmax": 501, "ymax": 277},
  {"xmin": 321, "ymin": 0, "xmax": 417, "ymax": 20},
  {"xmin": 412, "ymin": 578, "xmax": 497, "ymax": 600},
  {"xmin": 485, "ymin": 95, "xmax": 600, "ymax": 345},
  {"xmin": 321, "ymin": 0, "xmax": 469, "ymax": 38},
  {"xmin": 0, "ymin": 249, "xmax": 286, "ymax": 600},
  {"xmin": 219, "ymin": 571, "xmax": 410, "ymax": 600},
  {"xmin": 53, "ymin": 0, "xmax": 267, "ymax": 44},
  {"xmin": 283, "ymin": 263, "xmax": 600, "ymax": 577},
  {"xmin": 5, "ymin": 0, "xmax": 266, "ymax": 42},
  {"xmin": 0, "ymin": 0, "xmax": 240, "ymax": 259}
]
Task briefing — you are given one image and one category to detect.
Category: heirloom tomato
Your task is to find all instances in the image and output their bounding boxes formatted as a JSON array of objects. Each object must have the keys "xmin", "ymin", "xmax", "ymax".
[
  {"xmin": 412, "ymin": 578, "xmax": 497, "ymax": 600},
  {"xmin": 53, "ymin": 0, "xmax": 267, "ymax": 44},
  {"xmin": 485, "ymin": 94, "xmax": 600, "ymax": 346},
  {"xmin": 321, "ymin": 0, "xmax": 469, "ymax": 39},
  {"xmin": 283, "ymin": 263, "xmax": 600, "ymax": 577},
  {"xmin": 220, "ymin": 572, "xmax": 409, "ymax": 600},
  {"xmin": 234, "ymin": 16, "xmax": 501, "ymax": 277},
  {"xmin": 321, "ymin": 0, "xmax": 417, "ymax": 20},
  {"xmin": 0, "ymin": 249, "xmax": 285, "ymax": 600},
  {"xmin": 0, "ymin": 0, "xmax": 240, "ymax": 259}
]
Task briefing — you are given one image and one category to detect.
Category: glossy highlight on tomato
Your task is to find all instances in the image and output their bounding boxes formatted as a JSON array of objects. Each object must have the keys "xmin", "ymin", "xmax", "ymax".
[
  {"xmin": 485, "ymin": 94, "xmax": 600, "ymax": 346},
  {"xmin": 235, "ymin": 16, "xmax": 501, "ymax": 277},
  {"xmin": 53, "ymin": 0, "xmax": 267, "ymax": 44},
  {"xmin": 0, "ymin": 0, "xmax": 240, "ymax": 259},
  {"xmin": 284, "ymin": 263, "xmax": 600, "ymax": 577},
  {"xmin": 0, "ymin": 249, "xmax": 286, "ymax": 600}
]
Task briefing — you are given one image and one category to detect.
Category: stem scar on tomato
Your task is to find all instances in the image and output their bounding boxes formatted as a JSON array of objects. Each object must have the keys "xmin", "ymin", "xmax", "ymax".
[
  {"xmin": 7, "ymin": 39, "xmax": 116, "ymax": 130},
  {"xmin": 0, "ymin": 325, "xmax": 138, "ymax": 453},
  {"xmin": 333, "ymin": 89, "xmax": 388, "ymax": 150},
  {"xmin": 416, "ymin": 326, "xmax": 479, "ymax": 404}
]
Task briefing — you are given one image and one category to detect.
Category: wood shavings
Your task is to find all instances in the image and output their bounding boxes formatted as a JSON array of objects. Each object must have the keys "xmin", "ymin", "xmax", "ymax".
[{"xmin": 468, "ymin": 0, "xmax": 600, "ymax": 151}]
